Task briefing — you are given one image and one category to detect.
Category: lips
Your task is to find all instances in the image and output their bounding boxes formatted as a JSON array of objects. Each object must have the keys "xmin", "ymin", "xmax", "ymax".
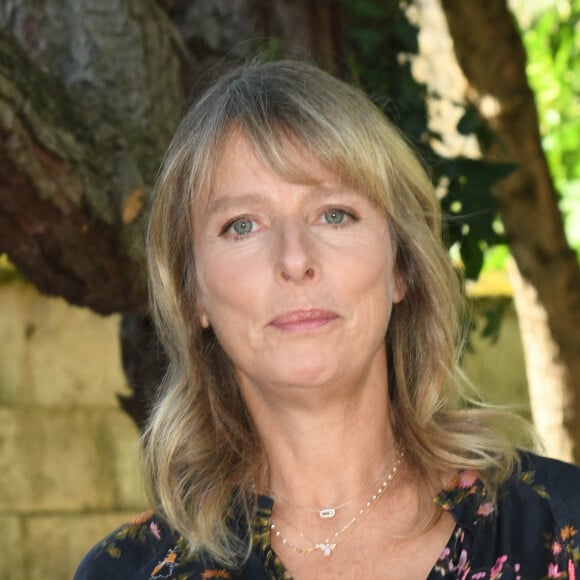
[{"xmin": 268, "ymin": 309, "xmax": 339, "ymax": 332}]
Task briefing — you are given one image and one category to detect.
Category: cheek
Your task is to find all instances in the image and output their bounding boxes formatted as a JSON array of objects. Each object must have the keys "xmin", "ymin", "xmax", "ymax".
[
  {"xmin": 348, "ymin": 243, "xmax": 396, "ymax": 295},
  {"xmin": 352, "ymin": 255, "xmax": 400, "ymax": 330},
  {"xmin": 195, "ymin": 258, "xmax": 258, "ymax": 331}
]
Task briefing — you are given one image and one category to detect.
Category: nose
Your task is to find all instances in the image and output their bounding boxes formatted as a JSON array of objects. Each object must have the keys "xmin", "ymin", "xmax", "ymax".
[{"xmin": 275, "ymin": 223, "xmax": 319, "ymax": 285}]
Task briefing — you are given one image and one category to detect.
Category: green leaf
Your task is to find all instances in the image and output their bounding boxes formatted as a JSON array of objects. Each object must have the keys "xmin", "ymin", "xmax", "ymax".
[{"xmin": 460, "ymin": 236, "xmax": 485, "ymax": 280}]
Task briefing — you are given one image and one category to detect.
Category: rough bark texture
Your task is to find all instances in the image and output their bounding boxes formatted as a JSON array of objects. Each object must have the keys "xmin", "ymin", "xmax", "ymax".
[
  {"xmin": 0, "ymin": 0, "xmax": 344, "ymax": 427},
  {"xmin": 440, "ymin": 0, "xmax": 580, "ymax": 462},
  {"xmin": 0, "ymin": 0, "xmax": 184, "ymax": 313},
  {"xmin": 507, "ymin": 259, "xmax": 574, "ymax": 461},
  {"xmin": 261, "ymin": 0, "xmax": 347, "ymax": 77},
  {"xmin": 0, "ymin": 29, "xmax": 145, "ymax": 312}
]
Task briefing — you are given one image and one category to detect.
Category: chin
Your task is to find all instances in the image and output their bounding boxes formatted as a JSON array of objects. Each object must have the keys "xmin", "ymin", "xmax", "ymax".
[{"xmin": 272, "ymin": 358, "xmax": 339, "ymax": 389}]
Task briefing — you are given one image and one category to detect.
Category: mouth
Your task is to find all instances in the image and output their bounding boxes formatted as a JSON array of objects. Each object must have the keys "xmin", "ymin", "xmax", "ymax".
[{"xmin": 268, "ymin": 309, "xmax": 339, "ymax": 332}]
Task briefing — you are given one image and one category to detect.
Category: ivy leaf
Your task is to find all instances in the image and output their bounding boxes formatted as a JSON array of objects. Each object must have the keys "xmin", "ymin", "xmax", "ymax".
[{"xmin": 459, "ymin": 235, "xmax": 484, "ymax": 280}]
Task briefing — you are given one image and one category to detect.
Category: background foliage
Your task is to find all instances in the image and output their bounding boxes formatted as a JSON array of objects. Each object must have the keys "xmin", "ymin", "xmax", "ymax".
[
  {"xmin": 350, "ymin": 0, "xmax": 580, "ymax": 279},
  {"xmin": 344, "ymin": 0, "xmax": 505, "ymax": 281},
  {"xmin": 522, "ymin": 0, "xmax": 580, "ymax": 255}
]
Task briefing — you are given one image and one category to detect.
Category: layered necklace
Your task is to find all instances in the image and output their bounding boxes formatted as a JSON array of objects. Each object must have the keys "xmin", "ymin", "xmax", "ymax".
[{"xmin": 268, "ymin": 448, "xmax": 404, "ymax": 557}]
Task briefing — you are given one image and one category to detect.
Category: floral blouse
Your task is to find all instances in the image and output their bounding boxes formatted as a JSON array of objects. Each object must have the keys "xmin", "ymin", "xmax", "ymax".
[{"xmin": 75, "ymin": 452, "xmax": 580, "ymax": 579}]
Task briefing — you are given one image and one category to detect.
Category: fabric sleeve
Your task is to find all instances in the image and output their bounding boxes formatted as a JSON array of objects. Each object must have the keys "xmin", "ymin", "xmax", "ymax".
[{"xmin": 73, "ymin": 513, "xmax": 178, "ymax": 580}]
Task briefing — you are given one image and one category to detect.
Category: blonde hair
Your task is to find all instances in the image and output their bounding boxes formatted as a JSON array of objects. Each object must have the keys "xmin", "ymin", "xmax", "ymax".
[{"xmin": 144, "ymin": 59, "xmax": 528, "ymax": 566}]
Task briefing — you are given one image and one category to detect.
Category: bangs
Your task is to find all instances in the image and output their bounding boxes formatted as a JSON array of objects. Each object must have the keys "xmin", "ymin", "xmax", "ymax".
[
  {"xmin": 192, "ymin": 113, "xmax": 395, "ymax": 217},
  {"xmin": 241, "ymin": 113, "xmax": 394, "ymax": 212}
]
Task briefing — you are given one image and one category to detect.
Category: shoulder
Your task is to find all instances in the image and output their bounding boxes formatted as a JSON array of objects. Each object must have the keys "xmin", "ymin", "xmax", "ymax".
[
  {"xmin": 496, "ymin": 452, "xmax": 580, "ymax": 574},
  {"xmin": 509, "ymin": 451, "xmax": 580, "ymax": 525},
  {"xmin": 74, "ymin": 511, "xmax": 184, "ymax": 580},
  {"xmin": 74, "ymin": 511, "xmax": 266, "ymax": 580},
  {"xmin": 518, "ymin": 450, "xmax": 580, "ymax": 493},
  {"xmin": 435, "ymin": 453, "xmax": 580, "ymax": 576}
]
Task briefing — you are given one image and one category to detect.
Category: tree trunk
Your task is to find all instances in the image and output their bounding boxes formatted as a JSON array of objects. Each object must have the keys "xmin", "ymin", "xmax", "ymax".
[
  {"xmin": 0, "ymin": 0, "xmax": 184, "ymax": 313},
  {"xmin": 0, "ymin": 0, "xmax": 344, "ymax": 427},
  {"xmin": 440, "ymin": 0, "xmax": 580, "ymax": 462},
  {"xmin": 259, "ymin": 0, "xmax": 347, "ymax": 77}
]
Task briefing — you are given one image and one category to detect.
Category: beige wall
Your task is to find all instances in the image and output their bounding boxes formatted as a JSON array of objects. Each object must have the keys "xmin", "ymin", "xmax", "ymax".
[
  {"xmin": 0, "ymin": 282, "xmax": 147, "ymax": 580},
  {"xmin": 462, "ymin": 298, "xmax": 531, "ymax": 420},
  {"xmin": 0, "ymin": 281, "xmax": 529, "ymax": 580}
]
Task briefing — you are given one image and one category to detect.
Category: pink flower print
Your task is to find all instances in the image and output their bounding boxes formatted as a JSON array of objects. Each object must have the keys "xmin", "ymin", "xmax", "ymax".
[
  {"xmin": 491, "ymin": 554, "xmax": 508, "ymax": 578},
  {"xmin": 547, "ymin": 563, "xmax": 562, "ymax": 578},
  {"xmin": 459, "ymin": 470, "xmax": 478, "ymax": 489},
  {"xmin": 569, "ymin": 559, "xmax": 576, "ymax": 580},
  {"xmin": 438, "ymin": 546, "xmax": 450, "ymax": 561},
  {"xmin": 477, "ymin": 502, "xmax": 495, "ymax": 516},
  {"xmin": 471, "ymin": 573, "xmax": 486, "ymax": 579},
  {"xmin": 551, "ymin": 541, "xmax": 563, "ymax": 555},
  {"xmin": 150, "ymin": 521, "xmax": 161, "ymax": 540},
  {"xmin": 456, "ymin": 549, "xmax": 468, "ymax": 570}
]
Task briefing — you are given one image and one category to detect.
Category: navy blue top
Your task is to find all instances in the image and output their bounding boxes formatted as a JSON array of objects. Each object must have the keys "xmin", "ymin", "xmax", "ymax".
[{"xmin": 75, "ymin": 452, "xmax": 580, "ymax": 579}]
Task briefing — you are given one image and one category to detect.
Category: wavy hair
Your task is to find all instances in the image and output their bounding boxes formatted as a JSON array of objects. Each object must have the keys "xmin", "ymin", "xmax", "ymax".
[{"xmin": 144, "ymin": 59, "xmax": 530, "ymax": 566}]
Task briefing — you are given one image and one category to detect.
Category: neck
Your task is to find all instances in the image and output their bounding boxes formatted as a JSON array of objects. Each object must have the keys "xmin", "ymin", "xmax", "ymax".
[{"xmin": 241, "ymin": 357, "xmax": 398, "ymax": 508}]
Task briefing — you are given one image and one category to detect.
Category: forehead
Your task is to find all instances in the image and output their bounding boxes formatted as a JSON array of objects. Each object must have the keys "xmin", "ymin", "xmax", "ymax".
[{"xmin": 199, "ymin": 131, "xmax": 339, "ymax": 208}]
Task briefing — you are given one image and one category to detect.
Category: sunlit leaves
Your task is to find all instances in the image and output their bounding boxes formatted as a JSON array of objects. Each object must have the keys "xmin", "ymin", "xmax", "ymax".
[
  {"xmin": 522, "ymin": 0, "xmax": 580, "ymax": 252},
  {"xmin": 343, "ymin": 0, "xmax": 508, "ymax": 280}
]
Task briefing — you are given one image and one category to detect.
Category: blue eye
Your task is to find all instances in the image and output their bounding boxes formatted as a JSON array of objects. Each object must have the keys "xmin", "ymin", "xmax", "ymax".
[
  {"xmin": 324, "ymin": 209, "xmax": 346, "ymax": 225},
  {"xmin": 231, "ymin": 219, "xmax": 254, "ymax": 235}
]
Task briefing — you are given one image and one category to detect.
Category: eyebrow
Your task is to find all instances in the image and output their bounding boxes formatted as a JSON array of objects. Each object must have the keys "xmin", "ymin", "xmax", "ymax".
[
  {"xmin": 205, "ymin": 185, "xmax": 358, "ymax": 217},
  {"xmin": 205, "ymin": 192, "xmax": 269, "ymax": 217}
]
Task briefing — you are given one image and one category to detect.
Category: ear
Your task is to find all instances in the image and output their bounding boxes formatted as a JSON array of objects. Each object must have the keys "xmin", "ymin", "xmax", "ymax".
[
  {"xmin": 199, "ymin": 310, "xmax": 210, "ymax": 329},
  {"xmin": 196, "ymin": 294, "xmax": 210, "ymax": 328},
  {"xmin": 392, "ymin": 271, "xmax": 407, "ymax": 304},
  {"xmin": 194, "ymin": 280, "xmax": 210, "ymax": 328}
]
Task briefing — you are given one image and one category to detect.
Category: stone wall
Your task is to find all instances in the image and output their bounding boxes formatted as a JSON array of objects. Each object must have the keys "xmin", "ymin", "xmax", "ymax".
[
  {"xmin": 0, "ymin": 280, "xmax": 530, "ymax": 579},
  {"xmin": 0, "ymin": 281, "xmax": 147, "ymax": 580},
  {"xmin": 463, "ymin": 298, "xmax": 531, "ymax": 420}
]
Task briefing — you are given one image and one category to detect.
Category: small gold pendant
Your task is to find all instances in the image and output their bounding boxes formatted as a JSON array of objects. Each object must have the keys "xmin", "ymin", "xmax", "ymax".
[{"xmin": 319, "ymin": 508, "xmax": 336, "ymax": 519}]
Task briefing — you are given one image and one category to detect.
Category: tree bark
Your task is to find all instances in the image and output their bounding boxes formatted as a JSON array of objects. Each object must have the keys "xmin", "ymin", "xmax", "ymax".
[
  {"xmin": 0, "ymin": 0, "xmax": 184, "ymax": 313},
  {"xmin": 260, "ymin": 0, "xmax": 347, "ymax": 77},
  {"xmin": 440, "ymin": 0, "xmax": 580, "ymax": 462},
  {"xmin": 0, "ymin": 0, "xmax": 345, "ymax": 426},
  {"xmin": 0, "ymin": 29, "xmax": 146, "ymax": 312}
]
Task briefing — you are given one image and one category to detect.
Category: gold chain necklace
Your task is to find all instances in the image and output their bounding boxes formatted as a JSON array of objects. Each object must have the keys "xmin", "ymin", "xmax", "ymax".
[
  {"xmin": 266, "ymin": 462, "xmax": 388, "ymax": 519},
  {"xmin": 269, "ymin": 449, "xmax": 404, "ymax": 557}
]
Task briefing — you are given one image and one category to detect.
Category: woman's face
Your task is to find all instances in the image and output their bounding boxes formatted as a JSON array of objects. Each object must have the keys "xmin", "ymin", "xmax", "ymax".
[{"xmin": 193, "ymin": 134, "xmax": 405, "ymax": 395}]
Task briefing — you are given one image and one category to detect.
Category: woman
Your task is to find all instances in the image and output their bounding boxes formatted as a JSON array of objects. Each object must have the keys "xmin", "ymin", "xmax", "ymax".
[{"xmin": 76, "ymin": 60, "xmax": 580, "ymax": 579}]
